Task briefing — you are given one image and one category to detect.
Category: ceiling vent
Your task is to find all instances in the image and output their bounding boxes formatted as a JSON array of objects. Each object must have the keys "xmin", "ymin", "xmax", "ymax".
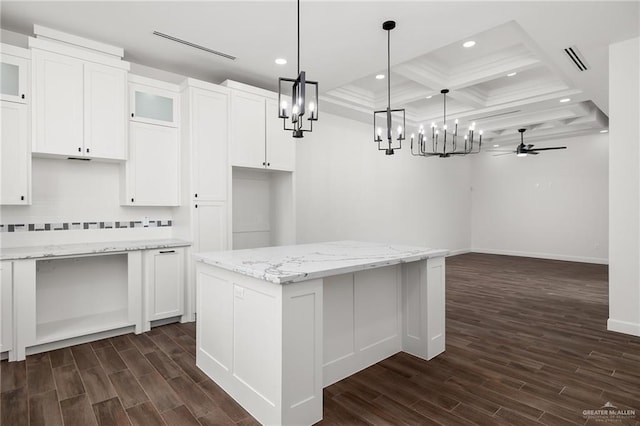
[
  {"xmin": 152, "ymin": 31, "xmax": 236, "ymax": 61},
  {"xmin": 564, "ymin": 46, "xmax": 589, "ymax": 71}
]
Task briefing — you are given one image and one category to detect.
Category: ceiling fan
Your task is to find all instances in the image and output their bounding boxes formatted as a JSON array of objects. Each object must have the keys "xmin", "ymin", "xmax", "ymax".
[{"xmin": 492, "ymin": 128, "xmax": 567, "ymax": 157}]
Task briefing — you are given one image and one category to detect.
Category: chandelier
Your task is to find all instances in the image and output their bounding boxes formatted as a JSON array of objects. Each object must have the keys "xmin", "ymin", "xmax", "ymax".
[
  {"xmin": 277, "ymin": 0, "xmax": 319, "ymax": 138},
  {"xmin": 374, "ymin": 20, "xmax": 405, "ymax": 155},
  {"xmin": 411, "ymin": 89, "xmax": 483, "ymax": 157}
]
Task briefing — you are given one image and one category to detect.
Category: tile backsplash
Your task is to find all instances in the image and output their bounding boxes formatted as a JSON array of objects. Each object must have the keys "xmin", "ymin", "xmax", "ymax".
[{"xmin": 0, "ymin": 220, "xmax": 172, "ymax": 232}]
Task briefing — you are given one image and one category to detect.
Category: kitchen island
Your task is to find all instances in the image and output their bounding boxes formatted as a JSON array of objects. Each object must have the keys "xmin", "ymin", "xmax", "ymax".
[{"xmin": 194, "ymin": 240, "xmax": 447, "ymax": 425}]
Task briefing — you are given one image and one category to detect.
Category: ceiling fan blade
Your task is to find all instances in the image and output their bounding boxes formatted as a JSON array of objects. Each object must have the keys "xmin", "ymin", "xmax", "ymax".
[
  {"xmin": 529, "ymin": 151, "xmax": 540, "ymax": 155},
  {"xmin": 492, "ymin": 152, "xmax": 514, "ymax": 157},
  {"xmin": 486, "ymin": 149, "xmax": 514, "ymax": 152},
  {"xmin": 529, "ymin": 146, "xmax": 567, "ymax": 151}
]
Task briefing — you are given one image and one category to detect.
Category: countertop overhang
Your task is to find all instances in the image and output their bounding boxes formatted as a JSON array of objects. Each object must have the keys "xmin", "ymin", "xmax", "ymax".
[
  {"xmin": 0, "ymin": 239, "xmax": 191, "ymax": 261},
  {"xmin": 193, "ymin": 240, "xmax": 448, "ymax": 284}
]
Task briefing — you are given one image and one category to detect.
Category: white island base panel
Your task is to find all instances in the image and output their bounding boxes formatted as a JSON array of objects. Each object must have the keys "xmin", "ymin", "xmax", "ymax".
[{"xmin": 196, "ymin": 257, "xmax": 445, "ymax": 425}]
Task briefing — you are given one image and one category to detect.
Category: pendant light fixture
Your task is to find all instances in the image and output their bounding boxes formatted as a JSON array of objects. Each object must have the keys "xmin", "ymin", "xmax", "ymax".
[
  {"xmin": 277, "ymin": 0, "xmax": 319, "ymax": 138},
  {"xmin": 410, "ymin": 89, "xmax": 483, "ymax": 158},
  {"xmin": 374, "ymin": 20, "xmax": 405, "ymax": 155}
]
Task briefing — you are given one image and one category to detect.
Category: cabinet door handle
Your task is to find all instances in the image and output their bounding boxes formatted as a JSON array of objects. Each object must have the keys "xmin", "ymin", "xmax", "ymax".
[
  {"xmin": 131, "ymin": 113, "xmax": 134, "ymax": 117},
  {"xmin": 21, "ymin": 94, "xmax": 25, "ymax": 99},
  {"xmin": 267, "ymin": 162, "xmax": 270, "ymax": 167},
  {"xmin": 262, "ymin": 162, "xmax": 266, "ymax": 166},
  {"xmin": 86, "ymin": 148, "xmax": 90, "ymax": 153},
  {"xmin": 78, "ymin": 147, "xmax": 82, "ymax": 152},
  {"xmin": 20, "ymin": 195, "xmax": 24, "ymax": 201},
  {"xmin": 195, "ymin": 204, "xmax": 198, "ymax": 208},
  {"xmin": 195, "ymin": 193, "xmax": 198, "ymax": 198},
  {"xmin": 159, "ymin": 250, "xmax": 176, "ymax": 254},
  {"xmin": 131, "ymin": 197, "xmax": 134, "ymax": 203}
]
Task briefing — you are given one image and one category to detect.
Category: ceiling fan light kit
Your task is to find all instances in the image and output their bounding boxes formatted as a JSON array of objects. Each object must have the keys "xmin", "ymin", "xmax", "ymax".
[
  {"xmin": 410, "ymin": 89, "xmax": 483, "ymax": 158},
  {"xmin": 374, "ymin": 20, "xmax": 406, "ymax": 155},
  {"xmin": 277, "ymin": 0, "xmax": 319, "ymax": 138}
]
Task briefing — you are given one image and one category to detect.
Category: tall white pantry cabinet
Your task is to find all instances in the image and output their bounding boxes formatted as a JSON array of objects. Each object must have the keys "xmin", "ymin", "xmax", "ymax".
[{"xmin": 175, "ymin": 79, "xmax": 232, "ymax": 321}]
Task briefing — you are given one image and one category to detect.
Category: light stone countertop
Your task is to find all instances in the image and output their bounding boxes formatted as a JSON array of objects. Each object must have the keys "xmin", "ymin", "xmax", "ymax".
[
  {"xmin": 193, "ymin": 240, "xmax": 448, "ymax": 284},
  {"xmin": 0, "ymin": 239, "xmax": 191, "ymax": 261}
]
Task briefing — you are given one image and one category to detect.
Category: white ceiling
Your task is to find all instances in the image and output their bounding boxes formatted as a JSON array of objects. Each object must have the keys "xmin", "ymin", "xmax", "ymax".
[{"xmin": 1, "ymin": 1, "xmax": 638, "ymax": 145}]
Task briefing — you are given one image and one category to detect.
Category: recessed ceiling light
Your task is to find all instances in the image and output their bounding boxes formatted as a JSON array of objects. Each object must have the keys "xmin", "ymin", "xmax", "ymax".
[
  {"xmin": 559, "ymin": 98, "xmax": 571, "ymax": 103},
  {"xmin": 493, "ymin": 144, "xmax": 500, "ymax": 148},
  {"xmin": 507, "ymin": 72, "xmax": 517, "ymax": 77},
  {"xmin": 426, "ymin": 95, "xmax": 433, "ymax": 99},
  {"xmin": 376, "ymin": 74, "xmax": 385, "ymax": 80},
  {"xmin": 275, "ymin": 58, "xmax": 287, "ymax": 65},
  {"xmin": 463, "ymin": 40, "xmax": 476, "ymax": 48},
  {"xmin": 600, "ymin": 129, "xmax": 609, "ymax": 133}
]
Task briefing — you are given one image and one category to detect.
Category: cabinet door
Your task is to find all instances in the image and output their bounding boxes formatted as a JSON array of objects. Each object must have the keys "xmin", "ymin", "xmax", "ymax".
[
  {"xmin": 130, "ymin": 83, "xmax": 178, "ymax": 127},
  {"xmin": 146, "ymin": 249, "xmax": 184, "ymax": 321},
  {"xmin": 32, "ymin": 50, "xmax": 83, "ymax": 156},
  {"xmin": 1, "ymin": 53, "xmax": 28, "ymax": 104},
  {"xmin": 265, "ymin": 98, "xmax": 296, "ymax": 171},
  {"xmin": 230, "ymin": 91, "xmax": 266, "ymax": 168},
  {"xmin": 0, "ymin": 262, "xmax": 13, "ymax": 353},
  {"xmin": 84, "ymin": 62, "xmax": 127, "ymax": 160},
  {"xmin": 126, "ymin": 122, "xmax": 180, "ymax": 206},
  {"xmin": 1, "ymin": 102, "xmax": 29, "ymax": 204},
  {"xmin": 192, "ymin": 88, "xmax": 228, "ymax": 200},
  {"xmin": 194, "ymin": 202, "xmax": 228, "ymax": 252}
]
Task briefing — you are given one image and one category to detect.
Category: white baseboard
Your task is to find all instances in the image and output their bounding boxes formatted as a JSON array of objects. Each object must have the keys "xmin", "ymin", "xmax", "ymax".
[
  {"xmin": 447, "ymin": 248, "xmax": 471, "ymax": 257},
  {"xmin": 471, "ymin": 248, "xmax": 608, "ymax": 265},
  {"xmin": 607, "ymin": 318, "xmax": 640, "ymax": 337}
]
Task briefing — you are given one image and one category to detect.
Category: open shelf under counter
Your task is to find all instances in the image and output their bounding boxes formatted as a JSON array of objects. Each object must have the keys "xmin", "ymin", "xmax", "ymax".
[{"xmin": 36, "ymin": 308, "xmax": 131, "ymax": 345}]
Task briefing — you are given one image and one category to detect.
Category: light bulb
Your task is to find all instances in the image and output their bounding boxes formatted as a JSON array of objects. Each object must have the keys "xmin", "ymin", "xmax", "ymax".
[
  {"xmin": 455, "ymin": 119, "xmax": 459, "ymax": 124},
  {"xmin": 281, "ymin": 100, "xmax": 287, "ymax": 109},
  {"xmin": 411, "ymin": 133, "xmax": 415, "ymax": 139},
  {"xmin": 308, "ymin": 102, "xmax": 315, "ymax": 112},
  {"xmin": 435, "ymin": 130, "xmax": 439, "ymax": 135},
  {"xmin": 479, "ymin": 130, "xmax": 483, "ymax": 135},
  {"xmin": 443, "ymin": 124, "xmax": 448, "ymax": 130},
  {"xmin": 517, "ymin": 153, "xmax": 527, "ymax": 157},
  {"xmin": 431, "ymin": 122, "xmax": 436, "ymax": 128},
  {"xmin": 377, "ymin": 127, "xmax": 382, "ymax": 136},
  {"xmin": 397, "ymin": 126, "xmax": 403, "ymax": 135},
  {"xmin": 464, "ymin": 135, "xmax": 468, "ymax": 140}
]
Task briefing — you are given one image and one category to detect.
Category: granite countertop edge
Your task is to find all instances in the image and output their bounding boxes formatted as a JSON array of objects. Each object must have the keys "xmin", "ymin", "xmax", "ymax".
[{"xmin": 1, "ymin": 239, "xmax": 192, "ymax": 261}]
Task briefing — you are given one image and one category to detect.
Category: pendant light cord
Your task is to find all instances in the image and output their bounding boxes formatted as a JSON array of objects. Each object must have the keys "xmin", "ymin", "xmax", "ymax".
[
  {"xmin": 297, "ymin": 0, "xmax": 300, "ymax": 75},
  {"xmin": 387, "ymin": 28, "xmax": 391, "ymax": 110}
]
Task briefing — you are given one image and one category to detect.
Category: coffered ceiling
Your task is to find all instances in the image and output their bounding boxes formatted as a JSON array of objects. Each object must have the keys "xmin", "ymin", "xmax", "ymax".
[{"xmin": 1, "ymin": 1, "xmax": 638, "ymax": 146}]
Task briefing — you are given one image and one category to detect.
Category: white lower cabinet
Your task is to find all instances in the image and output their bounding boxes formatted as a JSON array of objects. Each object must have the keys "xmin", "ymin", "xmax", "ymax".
[
  {"xmin": 144, "ymin": 248, "xmax": 185, "ymax": 329},
  {"xmin": 123, "ymin": 121, "xmax": 180, "ymax": 206},
  {"xmin": 1, "ymin": 262, "xmax": 13, "ymax": 355}
]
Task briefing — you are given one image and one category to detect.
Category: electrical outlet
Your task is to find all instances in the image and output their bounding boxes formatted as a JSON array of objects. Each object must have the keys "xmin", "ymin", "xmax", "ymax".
[
  {"xmin": 143, "ymin": 216, "xmax": 150, "ymax": 226},
  {"xmin": 234, "ymin": 286, "xmax": 244, "ymax": 299}
]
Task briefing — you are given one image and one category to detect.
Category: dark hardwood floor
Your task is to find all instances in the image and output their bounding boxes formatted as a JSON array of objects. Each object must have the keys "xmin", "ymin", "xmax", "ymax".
[{"xmin": 2, "ymin": 253, "xmax": 639, "ymax": 425}]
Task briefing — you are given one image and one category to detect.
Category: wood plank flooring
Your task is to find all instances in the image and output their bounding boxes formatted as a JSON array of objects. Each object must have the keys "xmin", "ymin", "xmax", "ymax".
[{"xmin": 2, "ymin": 253, "xmax": 639, "ymax": 425}]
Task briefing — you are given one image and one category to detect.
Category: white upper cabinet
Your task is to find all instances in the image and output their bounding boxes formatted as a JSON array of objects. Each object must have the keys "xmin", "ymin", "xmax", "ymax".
[
  {"xmin": 124, "ymin": 121, "xmax": 180, "ymax": 206},
  {"xmin": 1, "ymin": 102, "xmax": 30, "ymax": 205},
  {"xmin": 228, "ymin": 82, "xmax": 296, "ymax": 172},
  {"xmin": 29, "ymin": 32, "xmax": 129, "ymax": 161},
  {"xmin": 1, "ymin": 45, "xmax": 31, "ymax": 206},
  {"xmin": 1, "ymin": 51, "xmax": 28, "ymax": 104},
  {"xmin": 84, "ymin": 62, "xmax": 127, "ymax": 160},
  {"xmin": 189, "ymin": 86, "xmax": 229, "ymax": 201},
  {"xmin": 32, "ymin": 49, "xmax": 84, "ymax": 157},
  {"xmin": 130, "ymin": 83, "xmax": 179, "ymax": 127},
  {"xmin": 265, "ymin": 98, "xmax": 296, "ymax": 171},
  {"xmin": 231, "ymin": 90, "xmax": 266, "ymax": 168}
]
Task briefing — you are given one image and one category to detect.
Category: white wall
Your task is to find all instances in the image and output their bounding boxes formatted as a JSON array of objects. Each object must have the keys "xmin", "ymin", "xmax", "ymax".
[
  {"xmin": 296, "ymin": 112, "xmax": 472, "ymax": 252},
  {"xmin": 608, "ymin": 36, "xmax": 640, "ymax": 337},
  {"xmin": 0, "ymin": 158, "xmax": 173, "ymax": 247},
  {"xmin": 471, "ymin": 133, "xmax": 609, "ymax": 264}
]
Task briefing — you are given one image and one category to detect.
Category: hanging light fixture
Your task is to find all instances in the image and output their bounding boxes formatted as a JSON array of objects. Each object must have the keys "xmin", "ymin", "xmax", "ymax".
[
  {"xmin": 277, "ymin": 0, "xmax": 319, "ymax": 138},
  {"xmin": 374, "ymin": 20, "xmax": 405, "ymax": 155},
  {"xmin": 410, "ymin": 89, "xmax": 483, "ymax": 158}
]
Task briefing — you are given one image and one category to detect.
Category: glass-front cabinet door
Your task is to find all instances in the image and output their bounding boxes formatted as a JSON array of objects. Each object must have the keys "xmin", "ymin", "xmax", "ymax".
[
  {"xmin": 1, "ymin": 52, "xmax": 28, "ymax": 104},
  {"xmin": 129, "ymin": 83, "xmax": 178, "ymax": 127}
]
